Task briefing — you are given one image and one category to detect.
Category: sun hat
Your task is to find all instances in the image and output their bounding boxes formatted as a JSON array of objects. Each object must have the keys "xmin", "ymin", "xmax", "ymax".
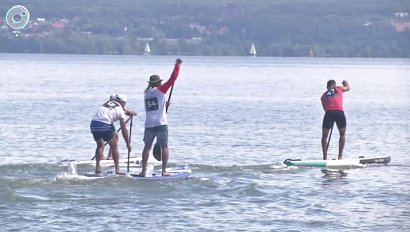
[{"xmin": 148, "ymin": 75, "xmax": 163, "ymax": 84}]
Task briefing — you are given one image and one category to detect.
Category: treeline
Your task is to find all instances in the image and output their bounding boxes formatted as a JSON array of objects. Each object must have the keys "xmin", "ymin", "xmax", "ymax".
[{"xmin": 0, "ymin": 0, "xmax": 409, "ymax": 57}]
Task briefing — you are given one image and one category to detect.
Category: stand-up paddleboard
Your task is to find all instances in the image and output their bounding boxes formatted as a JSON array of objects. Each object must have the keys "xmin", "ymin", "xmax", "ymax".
[
  {"xmin": 284, "ymin": 159, "xmax": 364, "ymax": 169},
  {"xmin": 283, "ymin": 155, "xmax": 391, "ymax": 169},
  {"xmin": 66, "ymin": 157, "xmax": 141, "ymax": 166},
  {"xmin": 78, "ymin": 171, "xmax": 122, "ymax": 179},
  {"xmin": 76, "ymin": 164, "xmax": 150, "ymax": 179},
  {"xmin": 60, "ymin": 157, "xmax": 160, "ymax": 167},
  {"xmin": 78, "ymin": 166, "xmax": 191, "ymax": 181},
  {"xmin": 129, "ymin": 166, "xmax": 192, "ymax": 181}
]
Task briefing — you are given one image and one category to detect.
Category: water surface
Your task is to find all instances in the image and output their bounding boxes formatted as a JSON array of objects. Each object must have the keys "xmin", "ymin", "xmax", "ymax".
[{"xmin": 1, "ymin": 54, "xmax": 409, "ymax": 231}]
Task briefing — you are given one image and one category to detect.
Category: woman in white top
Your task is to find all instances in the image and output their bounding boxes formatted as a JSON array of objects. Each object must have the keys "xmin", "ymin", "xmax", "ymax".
[{"xmin": 139, "ymin": 58, "xmax": 182, "ymax": 177}]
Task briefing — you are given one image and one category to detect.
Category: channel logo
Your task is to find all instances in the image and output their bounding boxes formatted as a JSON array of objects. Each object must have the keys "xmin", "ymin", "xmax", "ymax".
[{"xmin": 6, "ymin": 5, "xmax": 30, "ymax": 30}]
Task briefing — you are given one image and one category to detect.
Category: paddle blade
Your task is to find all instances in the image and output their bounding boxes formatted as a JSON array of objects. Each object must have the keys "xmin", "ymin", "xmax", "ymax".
[{"xmin": 153, "ymin": 144, "xmax": 162, "ymax": 161}]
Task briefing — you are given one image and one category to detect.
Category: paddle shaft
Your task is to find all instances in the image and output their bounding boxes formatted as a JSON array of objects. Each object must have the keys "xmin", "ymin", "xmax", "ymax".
[
  {"xmin": 91, "ymin": 117, "xmax": 131, "ymax": 160},
  {"xmin": 127, "ymin": 116, "xmax": 133, "ymax": 173},
  {"xmin": 166, "ymin": 84, "xmax": 174, "ymax": 113},
  {"xmin": 326, "ymin": 123, "xmax": 334, "ymax": 152}
]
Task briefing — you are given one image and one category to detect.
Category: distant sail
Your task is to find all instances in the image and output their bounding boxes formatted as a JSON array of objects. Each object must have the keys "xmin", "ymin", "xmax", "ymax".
[
  {"xmin": 249, "ymin": 43, "xmax": 256, "ymax": 56},
  {"xmin": 143, "ymin": 42, "xmax": 151, "ymax": 55},
  {"xmin": 308, "ymin": 48, "xmax": 314, "ymax": 57}
]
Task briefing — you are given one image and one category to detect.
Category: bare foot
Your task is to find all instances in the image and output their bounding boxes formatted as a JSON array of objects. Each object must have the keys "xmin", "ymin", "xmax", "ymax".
[
  {"xmin": 136, "ymin": 172, "xmax": 145, "ymax": 177},
  {"xmin": 95, "ymin": 170, "xmax": 102, "ymax": 175},
  {"xmin": 338, "ymin": 156, "xmax": 343, "ymax": 160},
  {"xmin": 162, "ymin": 172, "xmax": 170, "ymax": 176},
  {"xmin": 116, "ymin": 172, "xmax": 125, "ymax": 175}
]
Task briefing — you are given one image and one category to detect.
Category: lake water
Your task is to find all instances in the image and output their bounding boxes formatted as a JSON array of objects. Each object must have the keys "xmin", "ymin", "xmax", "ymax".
[{"xmin": 1, "ymin": 54, "xmax": 409, "ymax": 231}]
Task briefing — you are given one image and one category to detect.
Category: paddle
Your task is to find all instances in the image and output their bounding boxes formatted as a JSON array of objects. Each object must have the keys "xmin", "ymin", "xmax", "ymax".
[
  {"xmin": 153, "ymin": 84, "xmax": 175, "ymax": 161},
  {"xmin": 127, "ymin": 116, "xmax": 133, "ymax": 173},
  {"xmin": 326, "ymin": 123, "xmax": 334, "ymax": 153},
  {"xmin": 91, "ymin": 117, "xmax": 131, "ymax": 160}
]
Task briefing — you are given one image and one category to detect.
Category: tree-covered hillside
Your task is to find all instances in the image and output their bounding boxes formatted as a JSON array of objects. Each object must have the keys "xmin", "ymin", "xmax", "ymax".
[{"xmin": 0, "ymin": 0, "xmax": 409, "ymax": 57}]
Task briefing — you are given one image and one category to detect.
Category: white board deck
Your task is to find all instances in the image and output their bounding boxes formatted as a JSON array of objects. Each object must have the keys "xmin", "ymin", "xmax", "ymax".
[
  {"xmin": 129, "ymin": 166, "xmax": 192, "ymax": 181},
  {"xmin": 283, "ymin": 155, "xmax": 391, "ymax": 169},
  {"xmin": 60, "ymin": 157, "xmax": 160, "ymax": 167},
  {"xmin": 77, "ymin": 166, "xmax": 191, "ymax": 181}
]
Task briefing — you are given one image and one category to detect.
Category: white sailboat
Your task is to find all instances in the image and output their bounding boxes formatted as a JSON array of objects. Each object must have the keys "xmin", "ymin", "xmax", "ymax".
[
  {"xmin": 249, "ymin": 43, "xmax": 256, "ymax": 56},
  {"xmin": 143, "ymin": 42, "xmax": 151, "ymax": 55}
]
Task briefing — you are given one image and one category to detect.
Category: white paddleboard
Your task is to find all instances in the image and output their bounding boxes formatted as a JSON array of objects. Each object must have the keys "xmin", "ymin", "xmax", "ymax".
[
  {"xmin": 129, "ymin": 166, "xmax": 192, "ymax": 181},
  {"xmin": 78, "ymin": 166, "xmax": 191, "ymax": 181},
  {"xmin": 283, "ymin": 155, "xmax": 391, "ymax": 169},
  {"xmin": 60, "ymin": 157, "xmax": 160, "ymax": 167}
]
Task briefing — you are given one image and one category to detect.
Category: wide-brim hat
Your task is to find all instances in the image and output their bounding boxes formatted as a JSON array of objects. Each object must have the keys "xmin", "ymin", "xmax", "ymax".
[{"xmin": 148, "ymin": 75, "xmax": 163, "ymax": 84}]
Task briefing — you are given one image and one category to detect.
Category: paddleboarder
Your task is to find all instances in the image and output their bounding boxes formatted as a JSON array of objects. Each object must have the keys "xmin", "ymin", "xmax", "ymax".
[
  {"xmin": 105, "ymin": 94, "xmax": 137, "ymax": 160},
  {"xmin": 139, "ymin": 58, "xmax": 183, "ymax": 177},
  {"xmin": 90, "ymin": 94, "xmax": 136, "ymax": 174},
  {"xmin": 321, "ymin": 79, "xmax": 350, "ymax": 160}
]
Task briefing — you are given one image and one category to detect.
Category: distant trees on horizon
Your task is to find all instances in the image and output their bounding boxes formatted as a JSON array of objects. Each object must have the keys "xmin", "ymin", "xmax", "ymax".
[{"xmin": 0, "ymin": 0, "xmax": 409, "ymax": 57}]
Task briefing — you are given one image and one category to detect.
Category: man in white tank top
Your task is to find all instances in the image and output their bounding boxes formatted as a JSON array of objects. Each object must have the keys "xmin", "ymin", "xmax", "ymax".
[{"xmin": 139, "ymin": 58, "xmax": 182, "ymax": 176}]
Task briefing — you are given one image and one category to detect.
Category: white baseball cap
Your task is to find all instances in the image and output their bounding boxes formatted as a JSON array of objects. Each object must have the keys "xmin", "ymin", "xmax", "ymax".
[
  {"xmin": 109, "ymin": 94, "xmax": 117, "ymax": 101},
  {"xmin": 115, "ymin": 94, "xmax": 127, "ymax": 103}
]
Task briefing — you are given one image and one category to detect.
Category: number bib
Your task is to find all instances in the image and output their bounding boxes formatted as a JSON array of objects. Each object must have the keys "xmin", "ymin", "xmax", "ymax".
[{"xmin": 145, "ymin": 97, "xmax": 159, "ymax": 112}]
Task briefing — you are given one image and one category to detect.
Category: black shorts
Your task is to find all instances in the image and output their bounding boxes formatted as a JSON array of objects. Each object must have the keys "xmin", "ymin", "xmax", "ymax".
[
  {"xmin": 91, "ymin": 126, "xmax": 116, "ymax": 141},
  {"xmin": 322, "ymin": 110, "xmax": 346, "ymax": 129}
]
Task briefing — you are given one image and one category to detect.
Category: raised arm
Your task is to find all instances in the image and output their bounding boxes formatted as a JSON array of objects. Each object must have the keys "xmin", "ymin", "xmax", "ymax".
[
  {"xmin": 342, "ymin": 80, "xmax": 350, "ymax": 92},
  {"xmin": 158, "ymin": 58, "xmax": 183, "ymax": 93}
]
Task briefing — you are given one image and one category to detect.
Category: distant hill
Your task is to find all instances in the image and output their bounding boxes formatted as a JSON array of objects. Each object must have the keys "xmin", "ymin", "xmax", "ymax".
[{"xmin": 0, "ymin": 0, "xmax": 409, "ymax": 57}]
